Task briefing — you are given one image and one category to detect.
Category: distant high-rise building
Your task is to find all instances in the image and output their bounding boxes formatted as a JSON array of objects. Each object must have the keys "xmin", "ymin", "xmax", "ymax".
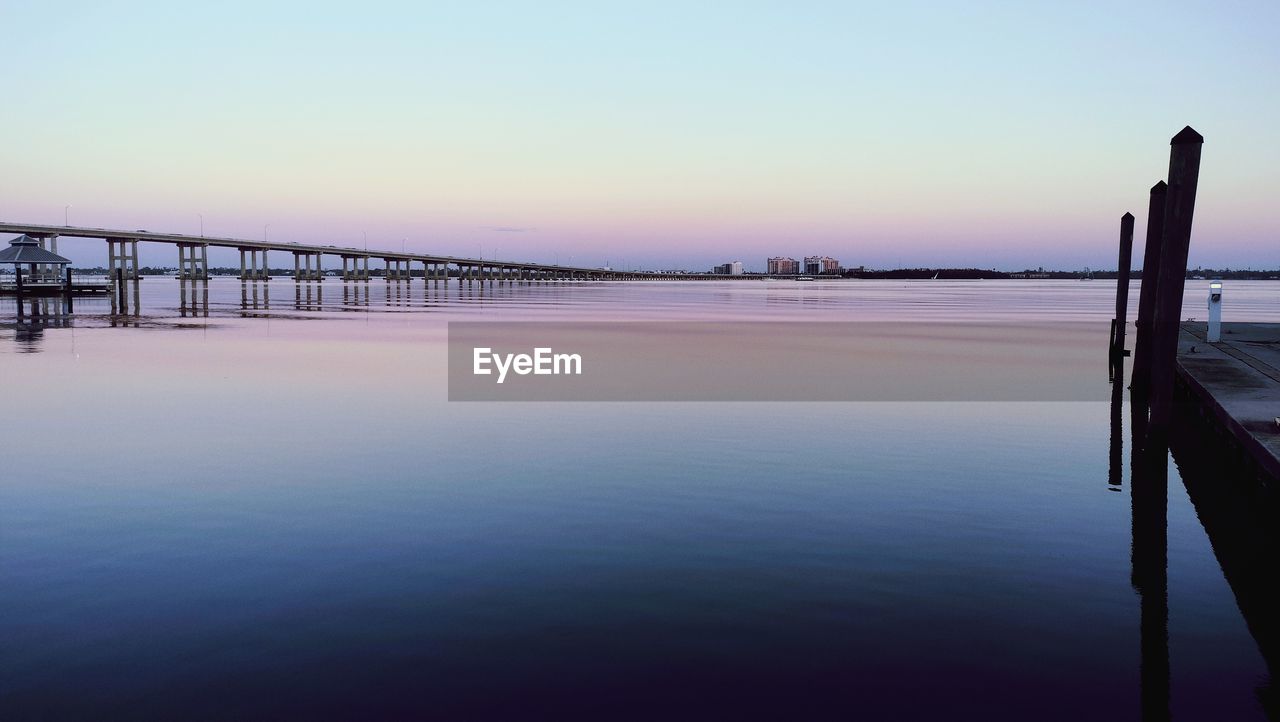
[
  {"xmin": 767, "ymin": 257, "xmax": 799, "ymax": 275},
  {"xmin": 804, "ymin": 256, "xmax": 841, "ymax": 275},
  {"xmin": 714, "ymin": 261, "xmax": 744, "ymax": 275}
]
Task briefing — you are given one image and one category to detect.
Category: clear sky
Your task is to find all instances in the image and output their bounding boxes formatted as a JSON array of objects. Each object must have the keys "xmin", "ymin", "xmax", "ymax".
[{"xmin": 2, "ymin": 1, "xmax": 1277, "ymax": 271}]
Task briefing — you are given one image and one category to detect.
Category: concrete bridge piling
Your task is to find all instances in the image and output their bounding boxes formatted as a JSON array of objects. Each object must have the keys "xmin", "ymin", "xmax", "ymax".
[
  {"xmin": 177, "ymin": 243, "xmax": 209, "ymax": 280},
  {"xmin": 107, "ymin": 237, "xmax": 140, "ymax": 281},
  {"xmin": 239, "ymin": 247, "xmax": 270, "ymax": 281},
  {"xmin": 293, "ymin": 251, "xmax": 323, "ymax": 281}
]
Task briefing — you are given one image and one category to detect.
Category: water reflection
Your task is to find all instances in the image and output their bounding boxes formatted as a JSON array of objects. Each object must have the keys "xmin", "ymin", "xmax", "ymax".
[
  {"xmin": 108, "ymin": 278, "xmax": 141, "ymax": 316},
  {"xmin": 294, "ymin": 280, "xmax": 324, "ymax": 311},
  {"xmin": 343, "ymin": 282, "xmax": 368, "ymax": 308},
  {"xmin": 1131, "ymin": 421, "xmax": 1171, "ymax": 721},
  {"xmin": 1, "ymin": 297, "xmax": 73, "ymax": 353},
  {"xmin": 5, "ymin": 279, "xmax": 1280, "ymax": 717},
  {"xmin": 240, "ymin": 280, "xmax": 271, "ymax": 315},
  {"xmin": 1128, "ymin": 371, "xmax": 1280, "ymax": 720},
  {"xmin": 1109, "ymin": 359, "xmax": 1125, "ymax": 492},
  {"xmin": 1170, "ymin": 405, "xmax": 1279, "ymax": 719},
  {"xmin": 179, "ymin": 279, "xmax": 209, "ymax": 318}
]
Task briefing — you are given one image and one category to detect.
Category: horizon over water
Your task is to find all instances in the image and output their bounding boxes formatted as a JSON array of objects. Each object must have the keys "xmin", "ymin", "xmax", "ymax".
[{"xmin": 2, "ymin": 279, "xmax": 1276, "ymax": 719}]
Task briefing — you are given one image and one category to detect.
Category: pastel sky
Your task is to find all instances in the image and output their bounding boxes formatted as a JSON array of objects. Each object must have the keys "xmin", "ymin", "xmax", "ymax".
[{"xmin": 2, "ymin": 1, "xmax": 1277, "ymax": 271}]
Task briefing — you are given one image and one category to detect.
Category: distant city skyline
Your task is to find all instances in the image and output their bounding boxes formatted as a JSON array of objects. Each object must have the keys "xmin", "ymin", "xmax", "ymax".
[{"xmin": 2, "ymin": 1, "xmax": 1277, "ymax": 272}]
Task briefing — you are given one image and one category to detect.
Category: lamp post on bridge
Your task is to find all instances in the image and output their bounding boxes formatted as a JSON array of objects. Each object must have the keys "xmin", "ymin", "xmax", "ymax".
[
  {"xmin": 64, "ymin": 205, "xmax": 71, "ymax": 226},
  {"xmin": 198, "ymin": 213, "xmax": 204, "ymax": 237}
]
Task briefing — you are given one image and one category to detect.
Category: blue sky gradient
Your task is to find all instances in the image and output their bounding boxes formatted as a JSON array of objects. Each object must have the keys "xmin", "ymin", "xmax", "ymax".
[{"xmin": 2, "ymin": 1, "xmax": 1277, "ymax": 270}]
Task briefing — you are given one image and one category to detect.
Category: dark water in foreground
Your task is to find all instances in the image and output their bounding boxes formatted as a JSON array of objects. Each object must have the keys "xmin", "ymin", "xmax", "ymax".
[{"xmin": 1, "ymin": 279, "xmax": 1276, "ymax": 720}]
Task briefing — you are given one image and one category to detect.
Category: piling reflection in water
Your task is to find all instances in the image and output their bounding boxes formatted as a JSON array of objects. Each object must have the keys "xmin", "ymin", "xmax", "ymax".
[
  {"xmin": 342, "ymin": 282, "xmax": 368, "ymax": 308},
  {"xmin": 178, "ymin": 278, "xmax": 208, "ymax": 318},
  {"xmin": 1129, "ymin": 381, "xmax": 1172, "ymax": 722},
  {"xmin": 1127, "ymin": 356, "xmax": 1280, "ymax": 721},
  {"xmin": 108, "ymin": 277, "xmax": 141, "ymax": 317},
  {"xmin": 1109, "ymin": 358, "xmax": 1125, "ymax": 492},
  {"xmin": 240, "ymin": 280, "xmax": 270, "ymax": 314},
  {"xmin": 294, "ymin": 281, "xmax": 324, "ymax": 311},
  {"xmin": 1, "ymin": 297, "xmax": 73, "ymax": 353},
  {"xmin": 1170, "ymin": 404, "xmax": 1279, "ymax": 719}
]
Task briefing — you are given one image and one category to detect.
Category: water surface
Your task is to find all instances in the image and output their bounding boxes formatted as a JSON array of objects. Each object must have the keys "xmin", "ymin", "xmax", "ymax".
[{"xmin": 2, "ymin": 279, "xmax": 1275, "ymax": 719}]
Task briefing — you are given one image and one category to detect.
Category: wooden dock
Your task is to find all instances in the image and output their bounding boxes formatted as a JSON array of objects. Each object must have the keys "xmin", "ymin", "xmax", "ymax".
[
  {"xmin": 1177, "ymin": 322, "xmax": 1280, "ymax": 483},
  {"xmin": 0, "ymin": 279, "xmax": 112, "ymax": 296}
]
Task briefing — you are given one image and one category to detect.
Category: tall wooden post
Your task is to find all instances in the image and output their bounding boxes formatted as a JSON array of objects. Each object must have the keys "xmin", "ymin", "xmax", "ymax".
[
  {"xmin": 14, "ymin": 266, "xmax": 25, "ymax": 317},
  {"xmin": 1147, "ymin": 127, "xmax": 1204, "ymax": 440},
  {"xmin": 1112, "ymin": 212, "xmax": 1135, "ymax": 373},
  {"xmin": 1131, "ymin": 182, "xmax": 1168, "ymax": 401}
]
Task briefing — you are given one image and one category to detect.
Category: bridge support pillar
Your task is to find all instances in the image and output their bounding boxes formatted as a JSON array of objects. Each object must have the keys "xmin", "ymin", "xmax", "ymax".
[
  {"xmin": 240, "ymin": 248, "xmax": 268, "ymax": 281},
  {"xmin": 106, "ymin": 238, "xmax": 140, "ymax": 282},
  {"xmin": 341, "ymin": 255, "xmax": 365, "ymax": 282},
  {"xmin": 177, "ymin": 243, "xmax": 208, "ymax": 280},
  {"xmin": 294, "ymin": 251, "xmax": 322, "ymax": 281}
]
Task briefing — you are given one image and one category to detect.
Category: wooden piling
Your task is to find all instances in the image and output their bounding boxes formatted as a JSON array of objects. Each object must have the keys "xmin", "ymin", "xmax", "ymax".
[
  {"xmin": 1147, "ymin": 126, "xmax": 1204, "ymax": 440},
  {"xmin": 14, "ymin": 266, "xmax": 25, "ymax": 317},
  {"xmin": 64, "ymin": 267, "xmax": 74, "ymax": 312},
  {"xmin": 1130, "ymin": 182, "xmax": 1168, "ymax": 401},
  {"xmin": 116, "ymin": 267, "xmax": 126, "ymax": 310},
  {"xmin": 1111, "ymin": 212, "xmax": 1135, "ymax": 370}
]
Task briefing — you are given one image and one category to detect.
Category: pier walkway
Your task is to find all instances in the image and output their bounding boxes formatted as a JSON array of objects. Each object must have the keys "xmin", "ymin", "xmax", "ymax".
[{"xmin": 1177, "ymin": 322, "xmax": 1280, "ymax": 481}]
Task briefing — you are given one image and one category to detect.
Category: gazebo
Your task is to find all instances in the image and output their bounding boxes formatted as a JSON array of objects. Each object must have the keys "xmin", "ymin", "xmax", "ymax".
[{"xmin": 0, "ymin": 235, "xmax": 72, "ymax": 292}]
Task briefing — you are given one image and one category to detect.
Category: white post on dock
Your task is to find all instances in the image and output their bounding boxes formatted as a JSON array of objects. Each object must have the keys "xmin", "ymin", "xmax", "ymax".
[{"xmin": 1207, "ymin": 281, "xmax": 1222, "ymax": 343}]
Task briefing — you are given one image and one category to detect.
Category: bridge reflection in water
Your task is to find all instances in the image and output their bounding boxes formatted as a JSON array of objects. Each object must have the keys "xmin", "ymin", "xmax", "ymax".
[{"xmin": 2, "ymin": 274, "xmax": 633, "ymax": 352}]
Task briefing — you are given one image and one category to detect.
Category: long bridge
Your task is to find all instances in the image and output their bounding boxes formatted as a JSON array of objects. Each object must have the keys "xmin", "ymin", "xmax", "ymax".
[{"xmin": 0, "ymin": 221, "xmax": 722, "ymax": 282}]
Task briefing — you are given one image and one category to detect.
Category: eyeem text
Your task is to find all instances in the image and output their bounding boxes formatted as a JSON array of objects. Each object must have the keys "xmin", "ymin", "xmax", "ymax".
[{"xmin": 473, "ymin": 347, "xmax": 583, "ymax": 383}]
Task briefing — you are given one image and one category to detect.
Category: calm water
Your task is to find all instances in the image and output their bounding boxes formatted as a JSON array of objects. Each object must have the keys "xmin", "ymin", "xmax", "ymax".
[{"xmin": 2, "ymin": 279, "xmax": 1277, "ymax": 720}]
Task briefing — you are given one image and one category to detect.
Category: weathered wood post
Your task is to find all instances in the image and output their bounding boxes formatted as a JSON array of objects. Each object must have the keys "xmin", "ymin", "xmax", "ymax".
[
  {"xmin": 1130, "ymin": 182, "xmax": 1168, "ymax": 402},
  {"xmin": 116, "ymin": 267, "xmax": 126, "ymax": 310},
  {"xmin": 1147, "ymin": 126, "xmax": 1204, "ymax": 441},
  {"xmin": 1111, "ymin": 212, "xmax": 1135, "ymax": 374},
  {"xmin": 64, "ymin": 267, "xmax": 74, "ymax": 312},
  {"xmin": 14, "ymin": 266, "xmax": 26, "ymax": 317}
]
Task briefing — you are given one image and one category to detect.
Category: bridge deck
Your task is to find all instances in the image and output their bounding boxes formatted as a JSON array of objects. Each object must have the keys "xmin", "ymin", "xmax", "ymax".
[{"xmin": 0, "ymin": 222, "xmax": 722, "ymax": 279}]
